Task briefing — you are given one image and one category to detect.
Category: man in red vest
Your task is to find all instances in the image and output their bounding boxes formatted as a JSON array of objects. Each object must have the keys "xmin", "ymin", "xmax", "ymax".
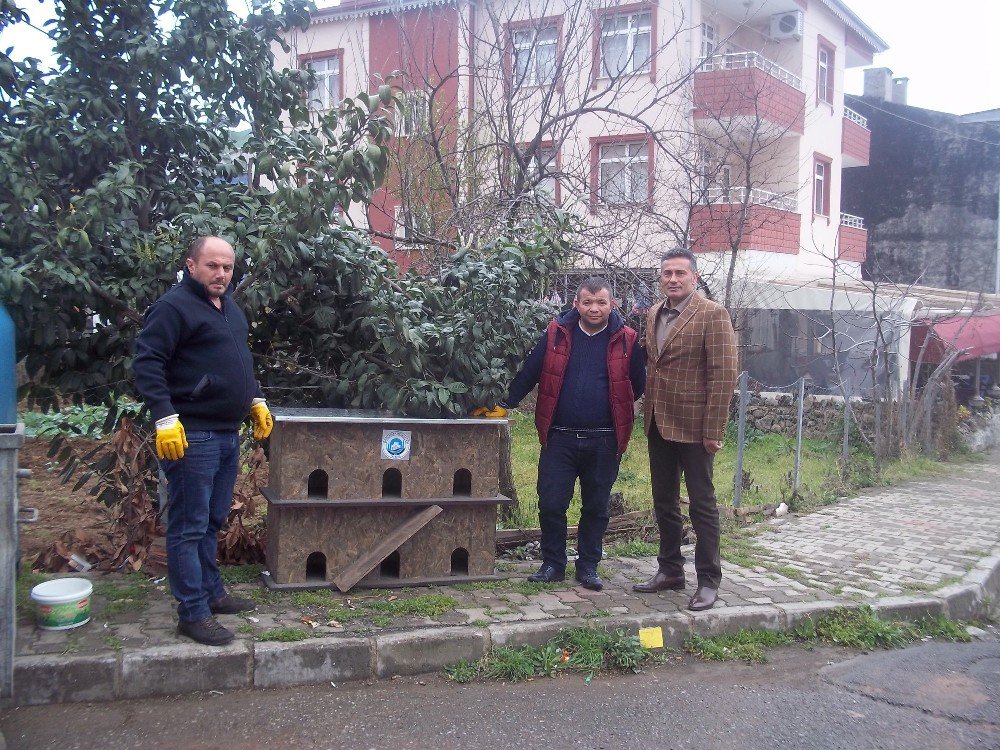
[{"xmin": 499, "ymin": 277, "xmax": 645, "ymax": 590}]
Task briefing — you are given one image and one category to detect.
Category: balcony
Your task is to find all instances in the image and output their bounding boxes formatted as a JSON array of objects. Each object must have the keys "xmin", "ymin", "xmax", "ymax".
[
  {"xmin": 694, "ymin": 53, "xmax": 805, "ymax": 135},
  {"xmin": 838, "ymin": 213, "xmax": 868, "ymax": 261},
  {"xmin": 690, "ymin": 187, "xmax": 801, "ymax": 254},
  {"xmin": 842, "ymin": 107, "xmax": 871, "ymax": 167}
]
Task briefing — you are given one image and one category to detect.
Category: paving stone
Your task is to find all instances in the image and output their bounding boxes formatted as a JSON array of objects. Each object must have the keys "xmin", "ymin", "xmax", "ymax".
[
  {"xmin": 13, "ymin": 653, "xmax": 118, "ymax": 706},
  {"xmin": 254, "ymin": 636, "xmax": 370, "ymax": 689},
  {"xmin": 872, "ymin": 596, "xmax": 945, "ymax": 622},
  {"xmin": 690, "ymin": 605, "xmax": 783, "ymax": 637},
  {"xmin": 935, "ymin": 584, "xmax": 986, "ymax": 620},
  {"xmin": 120, "ymin": 641, "xmax": 251, "ymax": 699},
  {"xmin": 375, "ymin": 627, "xmax": 487, "ymax": 677}
]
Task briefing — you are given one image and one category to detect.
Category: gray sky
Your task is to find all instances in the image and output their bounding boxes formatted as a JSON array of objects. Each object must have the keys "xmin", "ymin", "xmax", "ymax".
[{"xmin": 2, "ymin": 0, "xmax": 998, "ymax": 115}]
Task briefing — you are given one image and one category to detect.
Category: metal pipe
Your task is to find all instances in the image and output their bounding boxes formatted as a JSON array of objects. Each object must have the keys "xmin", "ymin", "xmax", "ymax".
[
  {"xmin": 794, "ymin": 377, "xmax": 805, "ymax": 494},
  {"xmin": 733, "ymin": 371, "xmax": 749, "ymax": 509}
]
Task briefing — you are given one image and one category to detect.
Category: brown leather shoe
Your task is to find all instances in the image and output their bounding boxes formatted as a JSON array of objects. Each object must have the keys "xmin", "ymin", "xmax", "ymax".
[
  {"xmin": 632, "ymin": 572, "xmax": 686, "ymax": 593},
  {"xmin": 687, "ymin": 586, "xmax": 718, "ymax": 611}
]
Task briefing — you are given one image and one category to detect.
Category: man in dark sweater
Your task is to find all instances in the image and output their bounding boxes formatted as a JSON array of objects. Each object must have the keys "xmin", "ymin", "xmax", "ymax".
[
  {"xmin": 502, "ymin": 277, "xmax": 645, "ymax": 590},
  {"xmin": 134, "ymin": 236, "xmax": 273, "ymax": 646}
]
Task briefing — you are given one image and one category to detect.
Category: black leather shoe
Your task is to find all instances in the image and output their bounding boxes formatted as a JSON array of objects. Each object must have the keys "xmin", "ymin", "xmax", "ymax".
[
  {"xmin": 633, "ymin": 572, "xmax": 686, "ymax": 593},
  {"xmin": 178, "ymin": 616, "xmax": 235, "ymax": 646},
  {"xmin": 687, "ymin": 586, "xmax": 719, "ymax": 611},
  {"xmin": 528, "ymin": 564, "xmax": 565, "ymax": 583},
  {"xmin": 209, "ymin": 594, "xmax": 257, "ymax": 615},
  {"xmin": 575, "ymin": 570, "xmax": 604, "ymax": 591}
]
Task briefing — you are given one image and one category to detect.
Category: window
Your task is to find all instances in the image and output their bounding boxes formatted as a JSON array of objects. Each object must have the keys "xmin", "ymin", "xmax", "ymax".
[
  {"xmin": 697, "ymin": 148, "xmax": 731, "ymax": 197},
  {"xmin": 813, "ymin": 156, "xmax": 831, "ymax": 217},
  {"xmin": 394, "ymin": 90, "xmax": 430, "ymax": 137},
  {"xmin": 305, "ymin": 54, "xmax": 342, "ymax": 110},
  {"xmin": 597, "ymin": 139, "xmax": 649, "ymax": 204},
  {"xmin": 522, "ymin": 146, "xmax": 558, "ymax": 199},
  {"xmin": 600, "ymin": 10, "xmax": 652, "ymax": 77},
  {"xmin": 700, "ymin": 22, "xmax": 716, "ymax": 60},
  {"xmin": 395, "ymin": 204, "xmax": 431, "ymax": 243},
  {"xmin": 511, "ymin": 24, "xmax": 559, "ymax": 86},
  {"xmin": 817, "ymin": 41, "xmax": 834, "ymax": 105}
]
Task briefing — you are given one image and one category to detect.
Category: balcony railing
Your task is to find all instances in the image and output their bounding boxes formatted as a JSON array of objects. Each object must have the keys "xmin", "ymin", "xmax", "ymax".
[
  {"xmin": 698, "ymin": 52, "xmax": 804, "ymax": 92},
  {"xmin": 701, "ymin": 186, "xmax": 799, "ymax": 213},
  {"xmin": 840, "ymin": 212, "xmax": 865, "ymax": 229},
  {"xmin": 843, "ymin": 107, "xmax": 869, "ymax": 129}
]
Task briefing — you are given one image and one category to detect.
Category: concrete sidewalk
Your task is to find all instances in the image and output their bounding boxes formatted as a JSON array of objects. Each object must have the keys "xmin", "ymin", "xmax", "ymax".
[{"xmin": 8, "ymin": 451, "xmax": 1000, "ymax": 706}]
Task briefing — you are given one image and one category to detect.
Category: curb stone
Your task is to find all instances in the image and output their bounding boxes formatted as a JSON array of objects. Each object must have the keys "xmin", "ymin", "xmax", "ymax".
[{"xmin": 5, "ymin": 553, "xmax": 999, "ymax": 707}]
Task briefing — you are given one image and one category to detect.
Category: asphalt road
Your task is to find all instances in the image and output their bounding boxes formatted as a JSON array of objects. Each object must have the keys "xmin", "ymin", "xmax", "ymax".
[{"xmin": 2, "ymin": 641, "xmax": 997, "ymax": 750}]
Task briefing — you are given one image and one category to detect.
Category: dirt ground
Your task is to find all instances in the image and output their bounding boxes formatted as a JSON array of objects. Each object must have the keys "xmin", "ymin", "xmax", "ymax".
[{"xmin": 16, "ymin": 437, "xmax": 113, "ymax": 563}]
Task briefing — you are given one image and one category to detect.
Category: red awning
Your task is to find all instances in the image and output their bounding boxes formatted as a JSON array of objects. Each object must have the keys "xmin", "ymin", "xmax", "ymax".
[{"xmin": 910, "ymin": 314, "xmax": 1000, "ymax": 363}]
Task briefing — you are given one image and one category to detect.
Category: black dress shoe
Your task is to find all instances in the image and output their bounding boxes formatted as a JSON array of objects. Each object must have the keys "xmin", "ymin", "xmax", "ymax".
[
  {"xmin": 527, "ymin": 564, "xmax": 565, "ymax": 583},
  {"xmin": 177, "ymin": 616, "xmax": 235, "ymax": 646},
  {"xmin": 687, "ymin": 586, "xmax": 719, "ymax": 611},
  {"xmin": 633, "ymin": 572, "xmax": 686, "ymax": 593},
  {"xmin": 574, "ymin": 570, "xmax": 603, "ymax": 591},
  {"xmin": 209, "ymin": 594, "xmax": 257, "ymax": 615}
]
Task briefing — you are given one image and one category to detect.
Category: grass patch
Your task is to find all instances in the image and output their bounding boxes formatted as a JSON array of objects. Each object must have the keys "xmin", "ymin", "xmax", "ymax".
[
  {"xmin": 94, "ymin": 574, "xmax": 150, "ymax": 618},
  {"xmin": 444, "ymin": 626, "xmax": 651, "ymax": 683},
  {"xmin": 607, "ymin": 539, "xmax": 658, "ymax": 558},
  {"xmin": 101, "ymin": 634, "xmax": 124, "ymax": 652},
  {"xmin": 505, "ymin": 411, "xmax": 966, "ymax": 527},
  {"xmin": 686, "ymin": 630, "xmax": 792, "ymax": 663},
  {"xmin": 686, "ymin": 606, "xmax": 975, "ymax": 664},
  {"xmin": 326, "ymin": 593, "xmax": 458, "ymax": 625},
  {"xmin": 16, "ymin": 570, "xmax": 49, "ymax": 616},
  {"xmin": 719, "ymin": 528, "xmax": 767, "ymax": 570},
  {"xmin": 258, "ymin": 627, "xmax": 310, "ymax": 642},
  {"xmin": 235, "ymin": 623, "xmax": 255, "ymax": 635},
  {"xmin": 247, "ymin": 588, "xmax": 284, "ymax": 606},
  {"xmin": 219, "ymin": 564, "xmax": 264, "ymax": 585},
  {"xmin": 290, "ymin": 589, "xmax": 337, "ymax": 608},
  {"xmin": 452, "ymin": 579, "xmax": 561, "ymax": 595}
]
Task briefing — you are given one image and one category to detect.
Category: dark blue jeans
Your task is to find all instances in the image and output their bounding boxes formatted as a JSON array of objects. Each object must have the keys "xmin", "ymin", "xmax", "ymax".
[
  {"xmin": 536, "ymin": 430, "xmax": 621, "ymax": 573},
  {"xmin": 162, "ymin": 429, "xmax": 239, "ymax": 623}
]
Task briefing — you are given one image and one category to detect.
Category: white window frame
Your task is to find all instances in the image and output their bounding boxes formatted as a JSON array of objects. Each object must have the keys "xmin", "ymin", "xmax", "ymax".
[
  {"xmin": 700, "ymin": 22, "xmax": 716, "ymax": 60},
  {"xmin": 814, "ymin": 160, "xmax": 829, "ymax": 216},
  {"xmin": 600, "ymin": 11, "xmax": 652, "ymax": 78},
  {"xmin": 394, "ymin": 90, "xmax": 430, "ymax": 137},
  {"xmin": 598, "ymin": 140, "xmax": 649, "ymax": 205},
  {"xmin": 817, "ymin": 46, "xmax": 831, "ymax": 104},
  {"xmin": 512, "ymin": 25, "xmax": 559, "ymax": 87},
  {"xmin": 306, "ymin": 55, "xmax": 341, "ymax": 111}
]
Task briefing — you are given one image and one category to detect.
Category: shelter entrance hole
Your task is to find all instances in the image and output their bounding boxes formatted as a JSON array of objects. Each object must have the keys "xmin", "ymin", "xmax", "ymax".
[
  {"xmin": 382, "ymin": 468, "xmax": 402, "ymax": 498},
  {"xmin": 305, "ymin": 551, "xmax": 327, "ymax": 581}
]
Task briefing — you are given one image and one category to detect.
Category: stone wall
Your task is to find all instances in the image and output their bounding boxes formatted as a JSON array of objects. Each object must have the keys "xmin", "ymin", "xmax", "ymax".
[{"xmin": 738, "ymin": 391, "xmax": 874, "ymax": 440}]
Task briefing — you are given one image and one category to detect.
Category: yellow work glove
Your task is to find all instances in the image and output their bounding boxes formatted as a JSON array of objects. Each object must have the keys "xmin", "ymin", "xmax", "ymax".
[
  {"xmin": 155, "ymin": 416, "xmax": 188, "ymax": 461},
  {"xmin": 471, "ymin": 406, "xmax": 508, "ymax": 418},
  {"xmin": 250, "ymin": 401, "xmax": 273, "ymax": 440}
]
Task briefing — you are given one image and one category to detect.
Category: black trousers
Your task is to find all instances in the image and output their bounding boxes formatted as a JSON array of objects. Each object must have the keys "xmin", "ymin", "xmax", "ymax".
[{"xmin": 647, "ymin": 423, "xmax": 722, "ymax": 588}]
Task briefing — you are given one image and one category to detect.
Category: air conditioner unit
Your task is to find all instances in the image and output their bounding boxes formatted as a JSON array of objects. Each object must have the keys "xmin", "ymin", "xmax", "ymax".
[{"xmin": 769, "ymin": 10, "xmax": 804, "ymax": 41}]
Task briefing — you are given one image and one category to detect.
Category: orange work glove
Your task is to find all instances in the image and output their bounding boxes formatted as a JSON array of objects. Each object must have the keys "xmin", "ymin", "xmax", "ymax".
[
  {"xmin": 250, "ymin": 401, "xmax": 273, "ymax": 440},
  {"xmin": 155, "ymin": 416, "xmax": 188, "ymax": 460},
  {"xmin": 470, "ymin": 406, "xmax": 508, "ymax": 418}
]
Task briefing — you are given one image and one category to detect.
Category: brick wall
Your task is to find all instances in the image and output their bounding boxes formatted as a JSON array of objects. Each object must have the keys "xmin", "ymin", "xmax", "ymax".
[
  {"xmin": 694, "ymin": 68, "xmax": 805, "ymax": 135},
  {"xmin": 842, "ymin": 117, "xmax": 870, "ymax": 165},
  {"xmin": 838, "ymin": 224, "xmax": 867, "ymax": 262},
  {"xmin": 690, "ymin": 204, "xmax": 801, "ymax": 254}
]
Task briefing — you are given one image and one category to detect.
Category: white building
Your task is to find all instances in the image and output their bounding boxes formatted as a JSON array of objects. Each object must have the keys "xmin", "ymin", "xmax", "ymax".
[
  {"xmin": 279, "ymin": 1, "xmax": 1000, "ymax": 396},
  {"xmin": 276, "ymin": 0, "xmax": 885, "ymax": 282}
]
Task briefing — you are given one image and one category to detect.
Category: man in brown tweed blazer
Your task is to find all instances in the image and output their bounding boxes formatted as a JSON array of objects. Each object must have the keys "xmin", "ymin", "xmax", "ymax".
[{"xmin": 634, "ymin": 248, "xmax": 737, "ymax": 611}]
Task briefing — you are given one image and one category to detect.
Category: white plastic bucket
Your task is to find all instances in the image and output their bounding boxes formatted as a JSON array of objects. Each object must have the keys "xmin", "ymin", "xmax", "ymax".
[{"xmin": 30, "ymin": 578, "xmax": 93, "ymax": 630}]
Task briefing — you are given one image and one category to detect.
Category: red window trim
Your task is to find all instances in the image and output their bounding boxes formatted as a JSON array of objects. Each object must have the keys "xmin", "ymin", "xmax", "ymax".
[
  {"xmin": 591, "ymin": 2, "xmax": 657, "ymax": 89},
  {"xmin": 589, "ymin": 133, "xmax": 654, "ymax": 209},
  {"xmin": 504, "ymin": 15, "xmax": 564, "ymax": 92},
  {"xmin": 816, "ymin": 35, "xmax": 836, "ymax": 108},
  {"xmin": 812, "ymin": 152, "xmax": 833, "ymax": 222},
  {"xmin": 298, "ymin": 49, "xmax": 345, "ymax": 104}
]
